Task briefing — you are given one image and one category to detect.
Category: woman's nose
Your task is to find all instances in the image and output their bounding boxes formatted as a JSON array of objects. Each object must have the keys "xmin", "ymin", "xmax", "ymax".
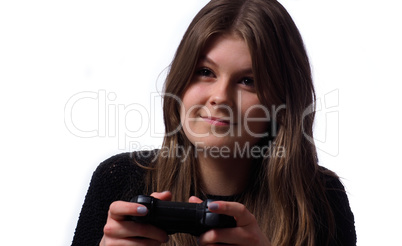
[{"xmin": 208, "ymin": 77, "xmax": 235, "ymax": 108}]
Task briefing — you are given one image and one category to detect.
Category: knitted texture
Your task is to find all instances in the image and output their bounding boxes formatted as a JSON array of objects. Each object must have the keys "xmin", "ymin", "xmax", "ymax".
[{"xmin": 71, "ymin": 151, "xmax": 356, "ymax": 245}]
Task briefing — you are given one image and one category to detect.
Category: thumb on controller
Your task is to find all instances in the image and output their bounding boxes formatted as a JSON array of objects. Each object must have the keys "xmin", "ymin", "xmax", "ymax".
[
  {"xmin": 150, "ymin": 191, "xmax": 172, "ymax": 201},
  {"xmin": 189, "ymin": 196, "xmax": 203, "ymax": 203}
]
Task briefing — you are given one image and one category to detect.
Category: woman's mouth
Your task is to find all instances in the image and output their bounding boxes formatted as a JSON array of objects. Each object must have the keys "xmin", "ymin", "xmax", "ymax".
[{"xmin": 201, "ymin": 116, "xmax": 234, "ymax": 126}]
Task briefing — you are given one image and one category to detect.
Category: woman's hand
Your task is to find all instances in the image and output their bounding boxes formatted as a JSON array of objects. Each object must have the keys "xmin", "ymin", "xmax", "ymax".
[
  {"xmin": 100, "ymin": 191, "xmax": 171, "ymax": 246},
  {"xmin": 189, "ymin": 196, "xmax": 271, "ymax": 246}
]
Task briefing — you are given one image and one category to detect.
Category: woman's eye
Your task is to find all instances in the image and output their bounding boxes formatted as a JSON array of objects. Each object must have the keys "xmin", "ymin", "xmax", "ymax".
[
  {"xmin": 196, "ymin": 68, "xmax": 214, "ymax": 77},
  {"xmin": 240, "ymin": 77, "xmax": 255, "ymax": 87}
]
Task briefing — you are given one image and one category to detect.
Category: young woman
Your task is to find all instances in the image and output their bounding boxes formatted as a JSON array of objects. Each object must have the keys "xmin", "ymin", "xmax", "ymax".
[{"xmin": 72, "ymin": 0, "xmax": 356, "ymax": 245}]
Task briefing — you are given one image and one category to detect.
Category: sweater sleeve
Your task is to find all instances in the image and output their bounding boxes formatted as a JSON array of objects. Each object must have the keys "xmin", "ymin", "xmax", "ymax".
[
  {"xmin": 70, "ymin": 152, "xmax": 151, "ymax": 246},
  {"xmin": 325, "ymin": 175, "xmax": 357, "ymax": 246}
]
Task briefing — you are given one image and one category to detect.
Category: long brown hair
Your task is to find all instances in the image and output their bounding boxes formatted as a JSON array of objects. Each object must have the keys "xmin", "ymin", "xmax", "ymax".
[{"xmin": 143, "ymin": 0, "xmax": 336, "ymax": 245}]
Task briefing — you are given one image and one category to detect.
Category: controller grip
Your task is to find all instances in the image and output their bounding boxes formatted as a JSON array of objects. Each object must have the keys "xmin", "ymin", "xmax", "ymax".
[{"xmin": 129, "ymin": 195, "xmax": 236, "ymax": 236}]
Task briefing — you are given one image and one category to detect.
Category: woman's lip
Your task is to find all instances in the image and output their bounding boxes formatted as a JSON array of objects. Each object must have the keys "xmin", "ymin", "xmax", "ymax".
[{"xmin": 200, "ymin": 116, "xmax": 235, "ymax": 126}]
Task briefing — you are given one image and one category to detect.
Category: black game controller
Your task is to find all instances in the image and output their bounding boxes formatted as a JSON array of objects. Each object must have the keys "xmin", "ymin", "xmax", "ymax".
[{"xmin": 129, "ymin": 195, "xmax": 237, "ymax": 236}]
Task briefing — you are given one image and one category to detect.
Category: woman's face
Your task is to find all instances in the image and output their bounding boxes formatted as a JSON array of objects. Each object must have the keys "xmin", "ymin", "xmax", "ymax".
[{"xmin": 180, "ymin": 34, "xmax": 270, "ymax": 154}]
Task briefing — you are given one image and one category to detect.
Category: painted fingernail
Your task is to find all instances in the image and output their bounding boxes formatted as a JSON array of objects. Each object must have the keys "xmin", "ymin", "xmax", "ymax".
[
  {"xmin": 137, "ymin": 206, "xmax": 148, "ymax": 215},
  {"xmin": 208, "ymin": 203, "xmax": 219, "ymax": 211}
]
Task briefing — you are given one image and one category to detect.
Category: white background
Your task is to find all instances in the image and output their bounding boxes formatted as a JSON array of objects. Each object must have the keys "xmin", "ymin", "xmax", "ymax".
[{"xmin": 1, "ymin": 0, "xmax": 401, "ymax": 245}]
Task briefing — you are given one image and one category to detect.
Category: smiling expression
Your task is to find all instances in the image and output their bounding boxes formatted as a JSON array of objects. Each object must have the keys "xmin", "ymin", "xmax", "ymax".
[{"xmin": 180, "ymin": 34, "xmax": 270, "ymax": 151}]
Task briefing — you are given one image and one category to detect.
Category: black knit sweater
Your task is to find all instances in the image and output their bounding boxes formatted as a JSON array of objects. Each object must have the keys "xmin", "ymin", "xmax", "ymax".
[{"xmin": 71, "ymin": 151, "xmax": 356, "ymax": 245}]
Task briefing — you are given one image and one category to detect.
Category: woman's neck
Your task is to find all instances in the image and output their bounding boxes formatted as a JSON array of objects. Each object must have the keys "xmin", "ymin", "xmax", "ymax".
[{"xmin": 197, "ymin": 152, "xmax": 253, "ymax": 196}]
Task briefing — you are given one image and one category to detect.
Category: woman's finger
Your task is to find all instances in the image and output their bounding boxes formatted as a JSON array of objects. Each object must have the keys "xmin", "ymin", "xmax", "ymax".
[
  {"xmin": 207, "ymin": 201, "xmax": 255, "ymax": 227},
  {"xmin": 150, "ymin": 191, "xmax": 172, "ymax": 201},
  {"xmin": 105, "ymin": 200, "xmax": 169, "ymax": 244},
  {"xmin": 108, "ymin": 201, "xmax": 148, "ymax": 221},
  {"xmin": 198, "ymin": 201, "xmax": 271, "ymax": 245},
  {"xmin": 107, "ymin": 192, "xmax": 171, "ymax": 221},
  {"xmin": 104, "ymin": 219, "xmax": 168, "ymax": 243},
  {"xmin": 102, "ymin": 236, "xmax": 162, "ymax": 246},
  {"xmin": 188, "ymin": 196, "xmax": 203, "ymax": 203},
  {"xmin": 199, "ymin": 226, "xmax": 261, "ymax": 246}
]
